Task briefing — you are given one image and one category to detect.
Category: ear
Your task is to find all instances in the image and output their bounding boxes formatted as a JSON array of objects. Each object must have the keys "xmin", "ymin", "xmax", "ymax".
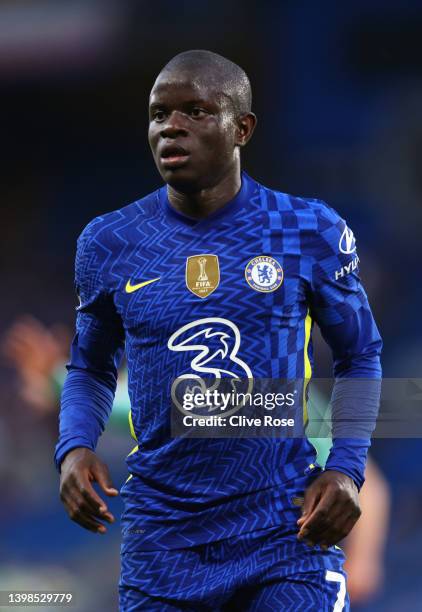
[{"xmin": 235, "ymin": 112, "xmax": 257, "ymax": 147}]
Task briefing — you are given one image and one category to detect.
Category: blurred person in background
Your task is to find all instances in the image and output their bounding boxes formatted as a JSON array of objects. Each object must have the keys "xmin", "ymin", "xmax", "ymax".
[
  {"xmin": 344, "ymin": 459, "xmax": 390, "ymax": 606},
  {"xmin": 2, "ymin": 316, "xmax": 70, "ymax": 417},
  {"xmin": 52, "ymin": 49, "xmax": 382, "ymax": 611},
  {"xmin": 1, "ymin": 315, "xmax": 130, "ymax": 612},
  {"xmin": 2, "ymin": 316, "xmax": 129, "ymax": 430}
]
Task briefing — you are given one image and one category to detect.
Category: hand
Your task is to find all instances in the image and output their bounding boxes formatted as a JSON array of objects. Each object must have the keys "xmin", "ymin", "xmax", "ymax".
[
  {"xmin": 297, "ymin": 470, "xmax": 361, "ymax": 548},
  {"xmin": 59, "ymin": 448, "xmax": 118, "ymax": 534}
]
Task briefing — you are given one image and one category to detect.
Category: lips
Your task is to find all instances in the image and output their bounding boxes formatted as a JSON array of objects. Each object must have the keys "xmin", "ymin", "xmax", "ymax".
[{"xmin": 160, "ymin": 144, "xmax": 190, "ymax": 168}]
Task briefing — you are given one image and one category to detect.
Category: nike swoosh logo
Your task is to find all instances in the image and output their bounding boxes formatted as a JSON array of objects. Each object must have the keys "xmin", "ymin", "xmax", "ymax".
[{"xmin": 125, "ymin": 277, "xmax": 160, "ymax": 293}]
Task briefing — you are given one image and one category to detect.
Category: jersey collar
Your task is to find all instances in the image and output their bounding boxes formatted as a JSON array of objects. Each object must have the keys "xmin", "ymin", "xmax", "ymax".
[{"xmin": 159, "ymin": 171, "xmax": 256, "ymax": 227}]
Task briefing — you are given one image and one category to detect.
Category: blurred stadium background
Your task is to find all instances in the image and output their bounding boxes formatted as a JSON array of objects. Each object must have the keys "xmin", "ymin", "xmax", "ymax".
[{"xmin": 1, "ymin": 1, "xmax": 421, "ymax": 610}]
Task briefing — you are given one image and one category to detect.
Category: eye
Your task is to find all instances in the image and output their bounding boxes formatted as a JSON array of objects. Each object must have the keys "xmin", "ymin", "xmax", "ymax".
[
  {"xmin": 190, "ymin": 107, "xmax": 207, "ymax": 118},
  {"xmin": 152, "ymin": 110, "xmax": 166, "ymax": 122}
]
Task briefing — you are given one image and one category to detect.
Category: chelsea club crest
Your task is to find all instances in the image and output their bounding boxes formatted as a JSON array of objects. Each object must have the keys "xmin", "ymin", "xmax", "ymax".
[{"xmin": 245, "ymin": 255, "xmax": 283, "ymax": 293}]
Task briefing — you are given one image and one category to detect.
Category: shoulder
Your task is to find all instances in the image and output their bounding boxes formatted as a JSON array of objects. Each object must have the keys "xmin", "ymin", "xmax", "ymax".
[
  {"xmin": 259, "ymin": 183, "xmax": 355, "ymax": 255},
  {"xmin": 259, "ymin": 182, "xmax": 346, "ymax": 231},
  {"xmin": 77, "ymin": 188, "xmax": 161, "ymax": 254}
]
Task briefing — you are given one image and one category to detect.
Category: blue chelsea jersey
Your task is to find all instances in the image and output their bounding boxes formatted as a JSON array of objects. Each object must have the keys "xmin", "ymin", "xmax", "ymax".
[{"xmin": 55, "ymin": 171, "xmax": 382, "ymax": 550}]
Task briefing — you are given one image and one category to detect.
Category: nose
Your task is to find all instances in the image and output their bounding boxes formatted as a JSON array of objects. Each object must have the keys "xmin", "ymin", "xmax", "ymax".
[{"xmin": 160, "ymin": 110, "xmax": 188, "ymax": 139}]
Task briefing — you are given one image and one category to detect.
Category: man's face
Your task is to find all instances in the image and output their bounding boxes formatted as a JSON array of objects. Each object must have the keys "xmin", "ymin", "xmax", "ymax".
[{"xmin": 148, "ymin": 71, "xmax": 238, "ymax": 192}]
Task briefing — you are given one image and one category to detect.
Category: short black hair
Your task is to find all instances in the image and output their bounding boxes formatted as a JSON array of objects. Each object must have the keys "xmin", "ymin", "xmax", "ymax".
[{"xmin": 158, "ymin": 49, "xmax": 252, "ymax": 117}]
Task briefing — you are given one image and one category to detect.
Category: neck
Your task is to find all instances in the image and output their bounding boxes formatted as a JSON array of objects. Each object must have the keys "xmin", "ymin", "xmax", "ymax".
[{"xmin": 166, "ymin": 167, "xmax": 242, "ymax": 220}]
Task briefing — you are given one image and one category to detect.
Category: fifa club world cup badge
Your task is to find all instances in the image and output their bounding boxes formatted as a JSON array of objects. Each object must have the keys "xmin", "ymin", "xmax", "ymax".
[
  {"xmin": 245, "ymin": 256, "xmax": 284, "ymax": 292},
  {"xmin": 186, "ymin": 254, "xmax": 220, "ymax": 298}
]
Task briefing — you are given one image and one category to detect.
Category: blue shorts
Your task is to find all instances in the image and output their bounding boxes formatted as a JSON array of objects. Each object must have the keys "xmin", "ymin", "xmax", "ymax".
[{"xmin": 119, "ymin": 524, "xmax": 349, "ymax": 611}]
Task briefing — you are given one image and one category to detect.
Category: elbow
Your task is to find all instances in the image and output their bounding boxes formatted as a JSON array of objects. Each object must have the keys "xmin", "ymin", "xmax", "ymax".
[{"xmin": 334, "ymin": 352, "xmax": 382, "ymax": 379}]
